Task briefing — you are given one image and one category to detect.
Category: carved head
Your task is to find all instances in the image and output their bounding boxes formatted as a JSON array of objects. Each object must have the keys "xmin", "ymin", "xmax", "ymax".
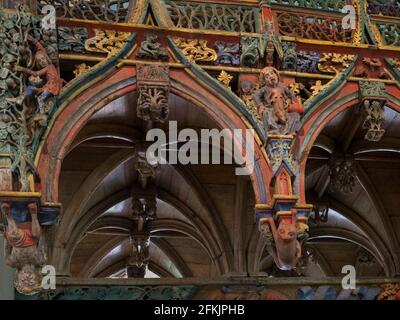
[
  {"xmin": 240, "ymin": 80, "xmax": 254, "ymax": 95},
  {"xmin": 277, "ymin": 220, "xmax": 297, "ymax": 241},
  {"xmin": 0, "ymin": 202, "xmax": 11, "ymax": 217},
  {"xmin": 36, "ymin": 52, "xmax": 50, "ymax": 68},
  {"xmin": 260, "ymin": 67, "xmax": 280, "ymax": 88},
  {"xmin": 27, "ymin": 202, "xmax": 38, "ymax": 215},
  {"xmin": 15, "ymin": 265, "xmax": 42, "ymax": 295}
]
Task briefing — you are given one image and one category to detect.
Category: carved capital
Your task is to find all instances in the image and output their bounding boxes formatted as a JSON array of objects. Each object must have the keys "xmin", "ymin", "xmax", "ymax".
[
  {"xmin": 359, "ymin": 80, "xmax": 386, "ymax": 100},
  {"xmin": 136, "ymin": 64, "xmax": 170, "ymax": 123}
]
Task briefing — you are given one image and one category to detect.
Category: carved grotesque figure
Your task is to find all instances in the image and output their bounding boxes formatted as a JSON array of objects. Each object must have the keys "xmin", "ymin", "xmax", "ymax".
[
  {"xmin": 1, "ymin": 202, "xmax": 45, "ymax": 294},
  {"xmin": 254, "ymin": 67, "xmax": 304, "ymax": 136},
  {"xmin": 260, "ymin": 210, "xmax": 302, "ymax": 271}
]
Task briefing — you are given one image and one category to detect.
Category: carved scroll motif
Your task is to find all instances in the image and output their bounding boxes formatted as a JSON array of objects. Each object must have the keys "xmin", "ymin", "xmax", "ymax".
[
  {"xmin": 37, "ymin": 0, "xmax": 131, "ymax": 23},
  {"xmin": 173, "ymin": 38, "xmax": 217, "ymax": 63},
  {"xmin": 164, "ymin": 1, "xmax": 259, "ymax": 33},
  {"xmin": 84, "ymin": 29, "xmax": 130, "ymax": 57},
  {"xmin": 276, "ymin": 11, "xmax": 354, "ymax": 43}
]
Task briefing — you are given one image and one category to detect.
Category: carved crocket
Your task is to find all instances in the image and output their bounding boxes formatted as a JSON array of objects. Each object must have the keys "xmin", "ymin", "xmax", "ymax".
[{"xmin": 1, "ymin": 202, "xmax": 45, "ymax": 294}]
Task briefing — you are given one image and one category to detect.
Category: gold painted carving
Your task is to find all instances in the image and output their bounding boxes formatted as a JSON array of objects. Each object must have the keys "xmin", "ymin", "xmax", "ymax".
[
  {"xmin": 318, "ymin": 53, "xmax": 355, "ymax": 74},
  {"xmin": 377, "ymin": 284, "xmax": 400, "ymax": 300},
  {"xmin": 73, "ymin": 63, "xmax": 92, "ymax": 77},
  {"xmin": 173, "ymin": 37, "xmax": 217, "ymax": 62},
  {"xmin": 85, "ymin": 29, "xmax": 131, "ymax": 57},
  {"xmin": 217, "ymin": 71, "xmax": 233, "ymax": 88}
]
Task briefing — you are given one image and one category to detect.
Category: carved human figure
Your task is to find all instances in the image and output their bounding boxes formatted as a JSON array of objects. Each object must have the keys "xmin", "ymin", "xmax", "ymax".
[
  {"xmin": 1, "ymin": 202, "xmax": 45, "ymax": 294},
  {"xmin": 8, "ymin": 36, "xmax": 63, "ymax": 114},
  {"xmin": 254, "ymin": 67, "xmax": 303, "ymax": 136},
  {"xmin": 260, "ymin": 210, "xmax": 302, "ymax": 271}
]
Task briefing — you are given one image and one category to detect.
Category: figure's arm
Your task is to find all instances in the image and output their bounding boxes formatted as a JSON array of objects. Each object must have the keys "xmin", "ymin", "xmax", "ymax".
[
  {"xmin": 14, "ymin": 66, "xmax": 46, "ymax": 77},
  {"xmin": 28, "ymin": 36, "xmax": 48, "ymax": 56},
  {"xmin": 28, "ymin": 203, "xmax": 41, "ymax": 240},
  {"xmin": 253, "ymin": 88, "xmax": 265, "ymax": 107},
  {"xmin": 284, "ymin": 86, "xmax": 295, "ymax": 100}
]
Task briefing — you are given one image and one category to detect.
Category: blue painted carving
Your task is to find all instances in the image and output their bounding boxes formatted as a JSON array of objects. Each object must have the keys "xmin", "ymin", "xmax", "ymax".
[
  {"xmin": 215, "ymin": 41, "xmax": 240, "ymax": 66},
  {"xmin": 297, "ymin": 51, "xmax": 321, "ymax": 73}
]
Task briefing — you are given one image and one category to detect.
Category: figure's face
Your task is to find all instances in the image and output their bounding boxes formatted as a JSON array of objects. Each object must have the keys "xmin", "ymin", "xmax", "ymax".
[
  {"xmin": 241, "ymin": 81, "xmax": 253, "ymax": 94},
  {"xmin": 37, "ymin": 55, "xmax": 48, "ymax": 68},
  {"xmin": 265, "ymin": 70, "xmax": 279, "ymax": 87},
  {"xmin": 278, "ymin": 222, "xmax": 297, "ymax": 240}
]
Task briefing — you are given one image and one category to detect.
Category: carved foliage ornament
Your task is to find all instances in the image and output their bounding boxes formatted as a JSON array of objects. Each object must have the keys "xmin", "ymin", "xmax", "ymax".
[
  {"xmin": 37, "ymin": 0, "xmax": 131, "ymax": 23},
  {"xmin": 362, "ymin": 100, "xmax": 386, "ymax": 142},
  {"xmin": 266, "ymin": 137, "xmax": 295, "ymax": 173},
  {"xmin": 164, "ymin": 1, "xmax": 259, "ymax": 33},
  {"xmin": 85, "ymin": 29, "xmax": 130, "ymax": 57},
  {"xmin": 217, "ymin": 71, "xmax": 233, "ymax": 88},
  {"xmin": 276, "ymin": 11, "xmax": 354, "ymax": 43},
  {"xmin": 136, "ymin": 64, "xmax": 170, "ymax": 123},
  {"xmin": 318, "ymin": 53, "xmax": 355, "ymax": 74},
  {"xmin": 215, "ymin": 41, "xmax": 240, "ymax": 66},
  {"xmin": 173, "ymin": 38, "xmax": 217, "ymax": 63},
  {"xmin": 369, "ymin": 1, "xmax": 400, "ymax": 18},
  {"xmin": 57, "ymin": 27, "xmax": 89, "ymax": 53},
  {"xmin": 376, "ymin": 22, "xmax": 400, "ymax": 47},
  {"xmin": 239, "ymin": 80, "xmax": 262, "ymax": 124},
  {"xmin": 0, "ymin": 5, "xmax": 60, "ymax": 192},
  {"xmin": 269, "ymin": 0, "xmax": 346, "ymax": 11},
  {"xmin": 329, "ymin": 156, "xmax": 356, "ymax": 194},
  {"xmin": 359, "ymin": 80, "xmax": 386, "ymax": 98}
]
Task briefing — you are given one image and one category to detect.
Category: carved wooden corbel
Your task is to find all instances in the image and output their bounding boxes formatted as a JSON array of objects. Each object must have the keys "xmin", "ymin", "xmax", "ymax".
[{"xmin": 136, "ymin": 64, "xmax": 170, "ymax": 123}]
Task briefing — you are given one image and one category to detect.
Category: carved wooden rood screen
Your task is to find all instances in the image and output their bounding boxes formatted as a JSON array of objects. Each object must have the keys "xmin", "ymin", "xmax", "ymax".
[{"xmin": 0, "ymin": 0, "xmax": 400, "ymax": 301}]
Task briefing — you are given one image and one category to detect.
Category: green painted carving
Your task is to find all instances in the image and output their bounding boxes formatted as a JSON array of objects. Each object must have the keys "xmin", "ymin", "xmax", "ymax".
[
  {"xmin": 0, "ymin": 5, "xmax": 59, "ymax": 192},
  {"xmin": 359, "ymin": 80, "xmax": 386, "ymax": 98},
  {"xmin": 268, "ymin": 0, "xmax": 346, "ymax": 11},
  {"xmin": 57, "ymin": 27, "xmax": 89, "ymax": 53},
  {"xmin": 163, "ymin": 1, "xmax": 260, "ymax": 33},
  {"xmin": 376, "ymin": 22, "xmax": 400, "ymax": 46},
  {"xmin": 240, "ymin": 37, "xmax": 260, "ymax": 68},
  {"xmin": 17, "ymin": 286, "xmax": 197, "ymax": 300},
  {"xmin": 137, "ymin": 35, "xmax": 169, "ymax": 60},
  {"xmin": 37, "ymin": 0, "xmax": 132, "ymax": 23},
  {"xmin": 385, "ymin": 58, "xmax": 400, "ymax": 80}
]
